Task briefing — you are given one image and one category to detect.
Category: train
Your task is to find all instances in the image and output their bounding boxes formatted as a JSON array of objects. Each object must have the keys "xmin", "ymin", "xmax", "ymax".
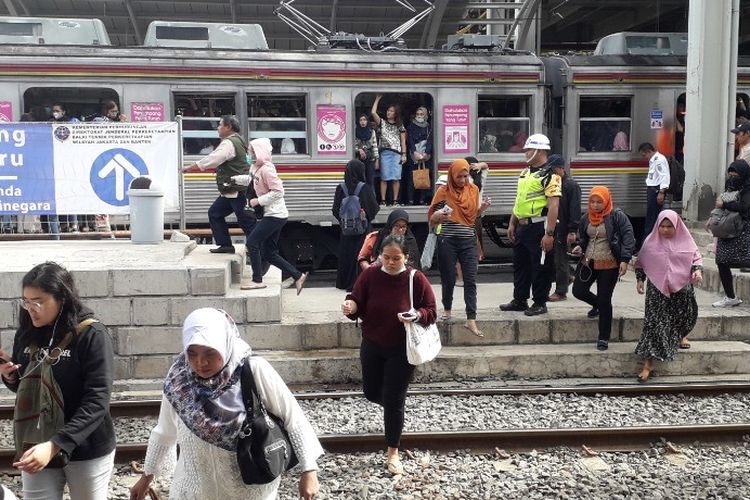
[{"xmin": 0, "ymin": 18, "xmax": 747, "ymax": 268}]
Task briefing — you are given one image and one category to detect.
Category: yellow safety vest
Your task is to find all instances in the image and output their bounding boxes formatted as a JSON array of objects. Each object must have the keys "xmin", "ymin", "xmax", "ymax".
[{"xmin": 513, "ymin": 167, "xmax": 550, "ymax": 219}]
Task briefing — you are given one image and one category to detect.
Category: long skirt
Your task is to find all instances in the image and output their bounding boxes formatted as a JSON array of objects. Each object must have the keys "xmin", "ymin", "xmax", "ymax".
[
  {"xmin": 336, "ymin": 233, "xmax": 366, "ymax": 291},
  {"xmin": 634, "ymin": 280, "xmax": 697, "ymax": 362}
]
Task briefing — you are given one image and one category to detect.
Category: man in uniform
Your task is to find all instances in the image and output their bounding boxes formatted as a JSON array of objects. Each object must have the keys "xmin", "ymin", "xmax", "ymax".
[
  {"xmin": 499, "ymin": 133, "xmax": 561, "ymax": 316},
  {"xmin": 183, "ymin": 115, "xmax": 255, "ymax": 253}
]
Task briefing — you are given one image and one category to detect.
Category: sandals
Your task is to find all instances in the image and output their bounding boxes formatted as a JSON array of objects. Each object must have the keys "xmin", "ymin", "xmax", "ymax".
[
  {"xmin": 295, "ymin": 272, "xmax": 308, "ymax": 296},
  {"xmin": 386, "ymin": 459, "xmax": 404, "ymax": 475},
  {"xmin": 464, "ymin": 321, "xmax": 484, "ymax": 338},
  {"xmin": 638, "ymin": 361, "xmax": 654, "ymax": 383},
  {"xmin": 679, "ymin": 338, "xmax": 691, "ymax": 349},
  {"xmin": 241, "ymin": 282, "xmax": 267, "ymax": 290}
]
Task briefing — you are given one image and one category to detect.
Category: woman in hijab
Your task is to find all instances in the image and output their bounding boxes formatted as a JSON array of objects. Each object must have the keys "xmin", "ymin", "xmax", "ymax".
[
  {"xmin": 332, "ymin": 159, "xmax": 380, "ymax": 291},
  {"xmin": 358, "ymin": 209, "xmax": 421, "ymax": 271},
  {"xmin": 342, "ymin": 235, "xmax": 436, "ymax": 476},
  {"xmin": 635, "ymin": 210, "xmax": 703, "ymax": 382},
  {"xmin": 571, "ymin": 186, "xmax": 635, "ymax": 351},
  {"xmin": 429, "ymin": 159, "xmax": 490, "ymax": 337},
  {"xmin": 711, "ymin": 160, "xmax": 750, "ymax": 307},
  {"xmin": 354, "ymin": 113, "xmax": 379, "ymax": 189},
  {"xmin": 405, "ymin": 106, "xmax": 433, "ymax": 205},
  {"xmin": 234, "ymin": 138, "xmax": 308, "ymax": 294},
  {"xmin": 130, "ymin": 308, "xmax": 323, "ymax": 500}
]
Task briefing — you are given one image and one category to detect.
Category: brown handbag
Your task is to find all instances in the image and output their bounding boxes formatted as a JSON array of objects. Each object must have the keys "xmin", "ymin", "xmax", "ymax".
[{"xmin": 412, "ymin": 160, "xmax": 431, "ymax": 190}]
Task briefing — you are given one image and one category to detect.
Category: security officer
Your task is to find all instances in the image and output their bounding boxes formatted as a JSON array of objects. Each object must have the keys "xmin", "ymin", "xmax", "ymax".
[
  {"xmin": 182, "ymin": 115, "xmax": 255, "ymax": 253},
  {"xmin": 499, "ymin": 133, "xmax": 561, "ymax": 316}
]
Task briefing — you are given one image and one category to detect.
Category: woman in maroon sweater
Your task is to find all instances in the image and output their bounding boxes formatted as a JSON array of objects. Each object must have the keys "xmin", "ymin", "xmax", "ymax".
[{"xmin": 342, "ymin": 235, "xmax": 436, "ymax": 475}]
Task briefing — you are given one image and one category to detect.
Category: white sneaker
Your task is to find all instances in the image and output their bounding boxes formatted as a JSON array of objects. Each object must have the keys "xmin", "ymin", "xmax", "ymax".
[{"xmin": 712, "ymin": 296, "xmax": 743, "ymax": 307}]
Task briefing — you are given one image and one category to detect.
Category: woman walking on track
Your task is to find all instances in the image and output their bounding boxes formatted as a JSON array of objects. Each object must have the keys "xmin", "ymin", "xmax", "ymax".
[
  {"xmin": 571, "ymin": 186, "xmax": 635, "ymax": 351},
  {"xmin": 332, "ymin": 159, "xmax": 379, "ymax": 291},
  {"xmin": 0, "ymin": 262, "xmax": 115, "ymax": 500},
  {"xmin": 130, "ymin": 308, "xmax": 322, "ymax": 500},
  {"xmin": 429, "ymin": 158, "xmax": 490, "ymax": 337},
  {"xmin": 635, "ymin": 210, "xmax": 703, "ymax": 382},
  {"xmin": 234, "ymin": 137, "xmax": 308, "ymax": 294},
  {"xmin": 342, "ymin": 235, "xmax": 436, "ymax": 476}
]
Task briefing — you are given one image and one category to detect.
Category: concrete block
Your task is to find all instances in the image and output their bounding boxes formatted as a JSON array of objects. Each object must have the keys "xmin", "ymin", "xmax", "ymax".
[
  {"xmin": 551, "ymin": 318, "xmax": 601, "ymax": 344},
  {"xmin": 1, "ymin": 329, "xmax": 15, "ymax": 352},
  {"xmin": 132, "ymin": 298, "xmax": 171, "ymax": 326},
  {"xmin": 621, "ymin": 317, "xmax": 644, "ymax": 342},
  {"xmin": 0, "ymin": 272, "xmax": 26, "ymax": 299},
  {"xmin": 301, "ymin": 323, "xmax": 339, "ymax": 349},
  {"xmin": 189, "ymin": 267, "xmax": 229, "ymax": 296},
  {"xmin": 261, "ymin": 349, "xmax": 362, "ymax": 385},
  {"xmin": 243, "ymin": 324, "xmax": 302, "ymax": 350},
  {"xmin": 246, "ymin": 294, "xmax": 282, "ymax": 323},
  {"xmin": 132, "ymin": 355, "xmax": 178, "ymax": 379},
  {"xmin": 517, "ymin": 318, "xmax": 550, "ymax": 344},
  {"xmin": 450, "ymin": 319, "xmax": 514, "ymax": 346},
  {"xmin": 688, "ymin": 316, "xmax": 723, "ymax": 340},
  {"xmin": 115, "ymin": 326, "xmax": 183, "ymax": 355},
  {"xmin": 338, "ymin": 322, "xmax": 362, "ymax": 349},
  {"xmin": 85, "ymin": 298, "xmax": 131, "ymax": 326},
  {"xmin": 112, "ymin": 269, "xmax": 189, "ymax": 296},
  {"xmin": 170, "ymin": 297, "xmax": 246, "ymax": 325},
  {"xmin": 113, "ymin": 356, "xmax": 132, "ymax": 379},
  {"xmin": 0, "ymin": 300, "xmax": 16, "ymax": 329},
  {"xmin": 71, "ymin": 270, "xmax": 111, "ymax": 298},
  {"xmin": 735, "ymin": 274, "xmax": 750, "ymax": 303},
  {"xmin": 723, "ymin": 316, "xmax": 750, "ymax": 341}
]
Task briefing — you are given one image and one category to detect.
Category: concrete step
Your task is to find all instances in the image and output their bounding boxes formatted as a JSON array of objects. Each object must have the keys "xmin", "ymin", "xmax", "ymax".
[{"xmin": 259, "ymin": 341, "xmax": 750, "ymax": 384}]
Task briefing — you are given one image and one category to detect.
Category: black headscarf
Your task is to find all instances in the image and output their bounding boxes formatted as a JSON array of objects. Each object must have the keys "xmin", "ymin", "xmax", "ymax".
[
  {"xmin": 344, "ymin": 159, "xmax": 367, "ymax": 191},
  {"xmin": 373, "ymin": 209, "xmax": 422, "ymax": 269},
  {"xmin": 727, "ymin": 160, "xmax": 750, "ymax": 192},
  {"xmin": 355, "ymin": 114, "xmax": 372, "ymax": 142}
]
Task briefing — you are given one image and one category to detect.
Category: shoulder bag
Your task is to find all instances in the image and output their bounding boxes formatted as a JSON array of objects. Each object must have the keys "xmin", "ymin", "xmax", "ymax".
[
  {"xmin": 236, "ymin": 356, "xmax": 298, "ymax": 485},
  {"xmin": 404, "ymin": 269, "xmax": 442, "ymax": 365},
  {"xmin": 708, "ymin": 191, "xmax": 744, "ymax": 239},
  {"xmin": 412, "ymin": 160, "xmax": 431, "ymax": 190}
]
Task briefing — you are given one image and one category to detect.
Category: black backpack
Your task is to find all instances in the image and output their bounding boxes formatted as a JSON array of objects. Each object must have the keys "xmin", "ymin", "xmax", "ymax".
[
  {"xmin": 339, "ymin": 181, "xmax": 367, "ymax": 236},
  {"xmin": 666, "ymin": 156, "xmax": 685, "ymax": 200}
]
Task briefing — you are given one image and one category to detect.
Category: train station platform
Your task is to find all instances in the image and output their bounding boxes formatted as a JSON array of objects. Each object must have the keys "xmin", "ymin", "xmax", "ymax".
[{"xmin": 1, "ymin": 239, "xmax": 750, "ymax": 394}]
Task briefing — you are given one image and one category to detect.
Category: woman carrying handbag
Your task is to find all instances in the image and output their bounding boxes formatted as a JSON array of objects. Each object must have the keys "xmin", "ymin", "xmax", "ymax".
[{"xmin": 342, "ymin": 235, "xmax": 437, "ymax": 476}]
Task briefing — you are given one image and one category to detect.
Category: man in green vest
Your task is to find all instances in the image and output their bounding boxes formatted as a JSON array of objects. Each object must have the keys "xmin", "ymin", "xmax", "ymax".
[
  {"xmin": 183, "ymin": 115, "xmax": 255, "ymax": 253},
  {"xmin": 499, "ymin": 133, "xmax": 561, "ymax": 316}
]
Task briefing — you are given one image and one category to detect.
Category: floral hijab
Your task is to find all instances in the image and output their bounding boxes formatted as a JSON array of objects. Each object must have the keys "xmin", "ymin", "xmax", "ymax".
[{"xmin": 164, "ymin": 308, "xmax": 251, "ymax": 450}]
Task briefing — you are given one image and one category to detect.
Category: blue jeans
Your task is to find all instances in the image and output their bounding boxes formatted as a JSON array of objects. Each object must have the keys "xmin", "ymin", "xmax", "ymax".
[
  {"xmin": 437, "ymin": 235, "xmax": 478, "ymax": 319},
  {"xmin": 246, "ymin": 216, "xmax": 302, "ymax": 283},
  {"xmin": 512, "ymin": 222, "xmax": 551, "ymax": 305},
  {"xmin": 208, "ymin": 193, "xmax": 256, "ymax": 247},
  {"xmin": 644, "ymin": 186, "xmax": 663, "ymax": 239}
]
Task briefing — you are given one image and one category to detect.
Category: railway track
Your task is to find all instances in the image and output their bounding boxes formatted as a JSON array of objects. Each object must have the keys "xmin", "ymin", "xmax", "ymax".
[{"xmin": 1, "ymin": 382, "xmax": 749, "ymax": 420}]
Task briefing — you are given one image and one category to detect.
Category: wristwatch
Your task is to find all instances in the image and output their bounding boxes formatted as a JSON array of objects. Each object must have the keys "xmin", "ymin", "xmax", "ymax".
[{"xmin": 545, "ymin": 229, "xmax": 555, "ymax": 237}]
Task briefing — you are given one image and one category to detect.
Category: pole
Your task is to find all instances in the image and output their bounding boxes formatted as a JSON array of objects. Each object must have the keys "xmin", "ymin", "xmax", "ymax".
[{"xmin": 176, "ymin": 115, "xmax": 186, "ymax": 232}]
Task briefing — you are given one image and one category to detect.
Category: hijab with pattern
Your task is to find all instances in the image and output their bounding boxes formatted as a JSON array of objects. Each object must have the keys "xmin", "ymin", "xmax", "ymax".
[
  {"xmin": 163, "ymin": 308, "xmax": 251, "ymax": 450},
  {"xmin": 429, "ymin": 158, "xmax": 480, "ymax": 227},
  {"xmin": 637, "ymin": 210, "xmax": 701, "ymax": 297},
  {"xmin": 587, "ymin": 185, "xmax": 613, "ymax": 226}
]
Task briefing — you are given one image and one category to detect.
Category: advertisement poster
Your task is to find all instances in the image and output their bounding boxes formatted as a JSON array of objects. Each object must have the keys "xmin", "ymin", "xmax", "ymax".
[
  {"xmin": 131, "ymin": 102, "xmax": 165, "ymax": 122},
  {"xmin": 0, "ymin": 122, "xmax": 179, "ymax": 215},
  {"xmin": 0, "ymin": 102, "xmax": 12, "ymax": 122},
  {"xmin": 443, "ymin": 104, "xmax": 470, "ymax": 153},
  {"xmin": 316, "ymin": 104, "xmax": 347, "ymax": 155}
]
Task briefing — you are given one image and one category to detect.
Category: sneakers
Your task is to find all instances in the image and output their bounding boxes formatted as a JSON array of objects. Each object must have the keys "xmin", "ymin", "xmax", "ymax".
[
  {"xmin": 596, "ymin": 340, "xmax": 609, "ymax": 351},
  {"xmin": 587, "ymin": 307, "xmax": 599, "ymax": 318},
  {"xmin": 712, "ymin": 296, "xmax": 743, "ymax": 308},
  {"xmin": 524, "ymin": 303, "xmax": 548, "ymax": 316},
  {"xmin": 499, "ymin": 299, "xmax": 528, "ymax": 312}
]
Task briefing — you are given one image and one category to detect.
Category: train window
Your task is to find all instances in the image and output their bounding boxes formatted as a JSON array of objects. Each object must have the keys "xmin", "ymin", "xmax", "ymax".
[
  {"xmin": 174, "ymin": 93, "xmax": 236, "ymax": 155},
  {"xmin": 22, "ymin": 87, "xmax": 120, "ymax": 122},
  {"xmin": 579, "ymin": 96, "xmax": 632, "ymax": 152},
  {"xmin": 477, "ymin": 96, "xmax": 530, "ymax": 153},
  {"xmin": 248, "ymin": 94, "xmax": 307, "ymax": 155}
]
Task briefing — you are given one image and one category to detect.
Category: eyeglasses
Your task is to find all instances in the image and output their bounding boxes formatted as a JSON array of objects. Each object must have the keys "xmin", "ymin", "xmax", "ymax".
[{"xmin": 20, "ymin": 298, "xmax": 44, "ymax": 312}]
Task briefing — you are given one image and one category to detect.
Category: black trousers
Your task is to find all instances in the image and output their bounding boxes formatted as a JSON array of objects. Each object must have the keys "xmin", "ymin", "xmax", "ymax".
[
  {"xmin": 208, "ymin": 193, "xmax": 256, "ymax": 247},
  {"xmin": 572, "ymin": 265, "xmax": 620, "ymax": 341},
  {"xmin": 437, "ymin": 235, "xmax": 478, "ymax": 319},
  {"xmin": 718, "ymin": 262, "xmax": 736, "ymax": 298},
  {"xmin": 360, "ymin": 337, "xmax": 415, "ymax": 448},
  {"xmin": 246, "ymin": 216, "xmax": 302, "ymax": 283},
  {"xmin": 512, "ymin": 222, "xmax": 551, "ymax": 305}
]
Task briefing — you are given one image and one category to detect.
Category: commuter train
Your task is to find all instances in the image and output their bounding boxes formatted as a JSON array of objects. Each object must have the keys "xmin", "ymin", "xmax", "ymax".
[{"xmin": 0, "ymin": 19, "xmax": 747, "ymax": 267}]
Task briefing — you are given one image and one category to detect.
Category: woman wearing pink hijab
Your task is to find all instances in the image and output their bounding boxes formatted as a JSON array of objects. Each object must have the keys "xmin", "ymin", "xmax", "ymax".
[{"xmin": 634, "ymin": 210, "xmax": 703, "ymax": 382}]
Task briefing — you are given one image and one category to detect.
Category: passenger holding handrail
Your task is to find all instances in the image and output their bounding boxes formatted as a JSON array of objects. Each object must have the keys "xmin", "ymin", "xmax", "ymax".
[{"xmin": 371, "ymin": 95, "xmax": 407, "ymax": 206}]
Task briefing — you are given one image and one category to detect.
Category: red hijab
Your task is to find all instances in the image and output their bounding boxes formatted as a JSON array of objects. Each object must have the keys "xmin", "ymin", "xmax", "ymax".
[
  {"xmin": 588, "ymin": 186, "xmax": 613, "ymax": 226},
  {"xmin": 429, "ymin": 159, "xmax": 480, "ymax": 227}
]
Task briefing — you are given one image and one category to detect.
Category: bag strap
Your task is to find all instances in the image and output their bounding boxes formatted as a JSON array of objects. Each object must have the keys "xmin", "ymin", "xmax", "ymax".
[
  {"xmin": 353, "ymin": 181, "xmax": 365, "ymax": 197},
  {"xmin": 240, "ymin": 356, "xmax": 265, "ymax": 419},
  {"xmin": 339, "ymin": 181, "xmax": 349, "ymax": 197},
  {"xmin": 408, "ymin": 269, "xmax": 416, "ymax": 311},
  {"xmin": 30, "ymin": 318, "xmax": 99, "ymax": 357}
]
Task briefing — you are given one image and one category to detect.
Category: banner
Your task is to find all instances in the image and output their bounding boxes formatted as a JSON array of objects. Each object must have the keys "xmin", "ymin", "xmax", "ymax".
[
  {"xmin": 316, "ymin": 104, "xmax": 347, "ymax": 155},
  {"xmin": 0, "ymin": 122, "xmax": 180, "ymax": 215},
  {"xmin": 443, "ymin": 104, "xmax": 470, "ymax": 154}
]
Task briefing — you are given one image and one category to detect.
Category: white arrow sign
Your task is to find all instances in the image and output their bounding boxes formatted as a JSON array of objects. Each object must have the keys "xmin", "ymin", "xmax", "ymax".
[{"xmin": 98, "ymin": 153, "xmax": 142, "ymax": 201}]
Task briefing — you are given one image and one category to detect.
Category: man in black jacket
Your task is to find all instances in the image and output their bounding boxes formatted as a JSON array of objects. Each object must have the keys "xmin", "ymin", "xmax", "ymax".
[{"xmin": 547, "ymin": 154, "xmax": 581, "ymax": 301}]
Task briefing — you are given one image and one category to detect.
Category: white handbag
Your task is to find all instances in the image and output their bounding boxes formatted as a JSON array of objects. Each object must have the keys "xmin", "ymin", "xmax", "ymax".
[{"xmin": 404, "ymin": 269, "xmax": 442, "ymax": 365}]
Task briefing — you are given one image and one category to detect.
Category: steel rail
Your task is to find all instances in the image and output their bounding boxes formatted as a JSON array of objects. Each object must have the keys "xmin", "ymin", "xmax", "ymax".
[{"xmin": 1, "ymin": 382, "xmax": 749, "ymax": 420}]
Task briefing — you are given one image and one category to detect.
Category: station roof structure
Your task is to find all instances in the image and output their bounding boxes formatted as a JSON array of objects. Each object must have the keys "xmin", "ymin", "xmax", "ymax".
[{"xmin": 0, "ymin": 0, "xmax": 748, "ymax": 54}]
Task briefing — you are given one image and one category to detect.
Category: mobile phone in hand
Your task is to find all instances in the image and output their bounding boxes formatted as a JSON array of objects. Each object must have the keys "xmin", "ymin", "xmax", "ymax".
[{"xmin": 398, "ymin": 311, "xmax": 417, "ymax": 321}]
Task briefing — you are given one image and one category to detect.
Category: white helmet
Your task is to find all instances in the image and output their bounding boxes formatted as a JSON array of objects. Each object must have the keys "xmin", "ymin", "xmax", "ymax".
[{"xmin": 523, "ymin": 133, "xmax": 551, "ymax": 150}]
